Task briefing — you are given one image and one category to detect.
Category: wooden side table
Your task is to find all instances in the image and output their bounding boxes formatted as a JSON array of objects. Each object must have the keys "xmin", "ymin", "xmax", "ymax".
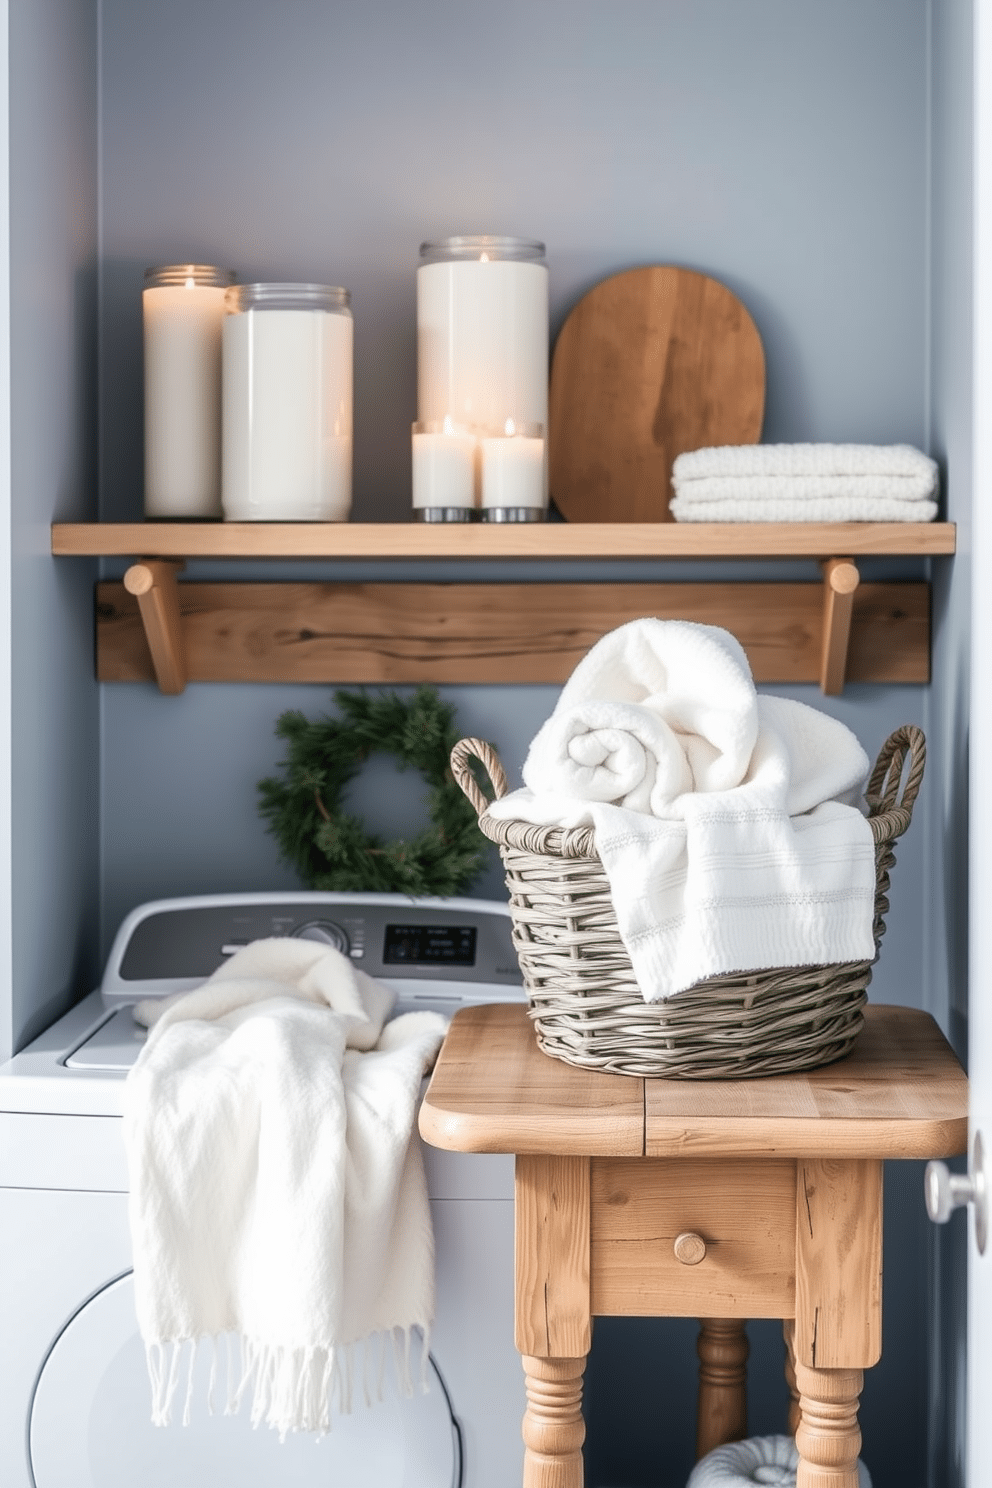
[{"xmin": 419, "ymin": 1003, "xmax": 967, "ymax": 1488}]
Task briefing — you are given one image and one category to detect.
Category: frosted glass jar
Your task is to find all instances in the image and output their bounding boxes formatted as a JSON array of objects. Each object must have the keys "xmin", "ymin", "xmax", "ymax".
[
  {"xmin": 417, "ymin": 236, "xmax": 548, "ymax": 505},
  {"xmin": 143, "ymin": 264, "xmax": 234, "ymax": 519},
  {"xmin": 222, "ymin": 283, "xmax": 352, "ymax": 522}
]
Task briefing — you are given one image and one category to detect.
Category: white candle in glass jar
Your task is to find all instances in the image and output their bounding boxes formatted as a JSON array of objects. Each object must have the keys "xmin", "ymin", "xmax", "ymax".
[
  {"xmin": 143, "ymin": 265, "xmax": 234, "ymax": 518},
  {"xmin": 417, "ymin": 237, "xmax": 548, "ymax": 497},
  {"xmin": 412, "ymin": 419, "xmax": 477, "ymax": 510},
  {"xmin": 222, "ymin": 284, "xmax": 353, "ymax": 521},
  {"xmin": 481, "ymin": 421, "xmax": 545, "ymax": 510}
]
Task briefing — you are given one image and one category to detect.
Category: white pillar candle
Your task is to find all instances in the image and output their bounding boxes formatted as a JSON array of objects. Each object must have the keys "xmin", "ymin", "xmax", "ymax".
[
  {"xmin": 143, "ymin": 265, "xmax": 234, "ymax": 519},
  {"xmin": 412, "ymin": 419, "xmax": 478, "ymax": 512},
  {"xmin": 417, "ymin": 237, "xmax": 548, "ymax": 497},
  {"xmin": 481, "ymin": 421, "xmax": 546, "ymax": 512},
  {"xmin": 222, "ymin": 284, "xmax": 353, "ymax": 522}
]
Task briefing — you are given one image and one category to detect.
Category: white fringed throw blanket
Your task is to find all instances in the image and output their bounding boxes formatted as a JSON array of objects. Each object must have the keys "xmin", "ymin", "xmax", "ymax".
[
  {"xmin": 669, "ymin": 442, "xmax": 938, "ymax": 521},
  {"xmin": 123, "ymin": 938, "xmax": 447, "ymax": 1437},
  {"xmin": 486, "ymin": 620, "xmax": 876, "ymax": 1001}
]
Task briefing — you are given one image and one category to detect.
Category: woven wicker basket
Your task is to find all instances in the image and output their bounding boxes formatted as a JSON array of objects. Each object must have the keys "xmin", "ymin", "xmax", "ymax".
[{"xmin": 451, "ymin": 725, "xmax": 925, "ymax": 1079}]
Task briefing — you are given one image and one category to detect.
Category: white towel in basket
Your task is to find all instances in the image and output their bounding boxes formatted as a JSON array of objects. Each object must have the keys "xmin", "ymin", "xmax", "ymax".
[
  {"xmin": 487, "ymin": 620, "xmax": 876, "ymax": 1001},
  {"xmin": 124, "ymin": 938, "xmax": 447, "ymax": 1438}
]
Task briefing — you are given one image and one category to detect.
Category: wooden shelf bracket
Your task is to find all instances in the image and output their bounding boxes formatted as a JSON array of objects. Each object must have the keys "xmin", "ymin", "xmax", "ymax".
[
  {"xmin": 820, "ymin": 558, "xmax": 860, "ymax": 695},
  {"xmin": 122, "ymin": 560, "xmax": 187, "ymax": 694}
]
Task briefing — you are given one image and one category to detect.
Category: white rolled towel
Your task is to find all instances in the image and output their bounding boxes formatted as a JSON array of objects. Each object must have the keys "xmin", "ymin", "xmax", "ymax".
[{"xmin": 686, "ymin": 1434, "xmax": 872, "ymax": 1488}]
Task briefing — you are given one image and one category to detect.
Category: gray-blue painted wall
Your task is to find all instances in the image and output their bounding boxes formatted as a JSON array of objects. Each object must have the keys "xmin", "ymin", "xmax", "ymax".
[
  {"xmin": 2, "ymin": 0, "xmax": 99, "ymax": 1062},
  {"xmin": 4, "ymin": 1, "xmax": 967, "ymax": 1484}
]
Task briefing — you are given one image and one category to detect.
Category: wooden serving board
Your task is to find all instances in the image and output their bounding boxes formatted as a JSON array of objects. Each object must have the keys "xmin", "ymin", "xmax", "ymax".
[{"xmin": 549, "ymin": 266, "xmax": 766, "ymax": 522}]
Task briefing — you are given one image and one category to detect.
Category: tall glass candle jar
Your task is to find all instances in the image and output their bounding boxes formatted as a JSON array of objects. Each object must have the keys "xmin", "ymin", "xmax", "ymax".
[
  {"xmin": 143, "ymin": 264, "xmax": 234, "ymax": 519},
  {"xmin": 222, "ymin": 283, "xmax": 352, "ymax": 522},
  {"xmin": 417, "ymin": 236, "xmax": 548, "ymax": 510}
]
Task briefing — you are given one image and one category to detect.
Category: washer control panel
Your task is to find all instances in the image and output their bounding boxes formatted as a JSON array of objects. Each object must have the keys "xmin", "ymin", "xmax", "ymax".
[{"xmin": 101, "ymin": 893, "xmax": 521, "ymax": 1004}]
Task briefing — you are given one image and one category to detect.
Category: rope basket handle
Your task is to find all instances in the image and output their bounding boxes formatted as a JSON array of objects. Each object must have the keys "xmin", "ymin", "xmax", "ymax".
[
  {"xmin": 864, "ymin": 724, "xmax": 926, "ymax": 843},
  {"xmin": 450, "ymin": 737, "xmax": 508, "ymax": 819}
]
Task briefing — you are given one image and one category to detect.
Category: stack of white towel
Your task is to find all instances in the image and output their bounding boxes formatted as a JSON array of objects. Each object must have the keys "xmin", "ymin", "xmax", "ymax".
[
  {"xmin": 487, "ymin": 619, "xmax": 877, "ymax": 1002},
  {"xmin": 669, "ymin": 442, "xmax": 938, "ymax": 522}
]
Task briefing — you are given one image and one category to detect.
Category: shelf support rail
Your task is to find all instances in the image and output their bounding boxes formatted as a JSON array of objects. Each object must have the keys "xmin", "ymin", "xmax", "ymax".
[
  {"xmin": 123, "ymin": 560, "xmax": 187, "ymax": 694},
  {"xmin": 820, "ymin": 558, "xmax": 860, "ymax": 695}
]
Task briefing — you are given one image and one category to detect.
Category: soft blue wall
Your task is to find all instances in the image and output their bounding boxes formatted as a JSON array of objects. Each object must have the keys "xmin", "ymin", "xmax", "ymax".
[
  {"xmin": 95, "ymin": 2, "xmax": 943, "ymax": 1484},
  {"xmin": 927, "ymin": 2, "xmax": 974, "ymax": 1485},
  {"xmin": 3, "ymin": 0, "xmax": 99, "ymax": 1059}
]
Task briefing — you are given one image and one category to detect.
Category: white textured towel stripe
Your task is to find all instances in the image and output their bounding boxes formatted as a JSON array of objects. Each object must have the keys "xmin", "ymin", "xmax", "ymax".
[
  {"xmin": 673, "ymin": 441, "xmax": 937, "ymax": 484},
  {"xmin": 670, "ymin": 495, "xmax": 939, "ymax": 522},
  {"xmin": 487, "ymin": 620, "xmax": 876, "ymax": 1001},
  {"xmin": 123, "ymin": 939, "xmax": 447, "ymax": 1437}
]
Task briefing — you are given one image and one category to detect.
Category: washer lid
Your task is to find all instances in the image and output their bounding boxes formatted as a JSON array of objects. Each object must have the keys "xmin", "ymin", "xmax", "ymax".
[{"xmin": 31, "ymin": 1274, "xmax": 459, "ymax": 1488}]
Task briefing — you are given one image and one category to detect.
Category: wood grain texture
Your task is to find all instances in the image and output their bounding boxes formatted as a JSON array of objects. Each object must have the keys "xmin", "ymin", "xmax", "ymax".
[
  {"xmin": 549, "ymin": 267, "xmax": 765, "ymax": 521},
  {"xmin": 419, "ymin": 1004, "xmax": 643, "ymax": 1157},
  {"xmin": 696, "ymin": 1318, "xmax": 750, "ymax": 1460},
  {"xmin": 421, "ymin": 1004, "xmax": 967, "ymax": 1160},
  {"xmin": 784, "ymin": 1319, "xmax": 802, "ymax": 1436},
  {"xmin": 589, "ymin": 1158, "xmax": 796, "ymax": 1318},
  {"xmin": 645, "ymin": 1004, "xmax": 968, "ymax": 1159},
  {"xmin": 795, "ymin": 1159, "xmax": 882, "ymax": 1370},
  {"xmin": 122, "ymin": 561, "xmax": 186, "ymax": 694},
  {"xmin": 52, "ymin": 520, "xmax": 957, "ymax": 559},
  {"xmin": 521, "ymin": 1355, "xmax": 586, "ymax": 1488},
  {"xmin": 819, "ymin": 558, "xmax": 860, "ymax": 695},
  {"xmin": 95, "ymin": 579, "xmax": 930, "ymax": 687},
  {"xmin": 794, "ymin": 1362, "xmax": 864, "ymax": 1488},
  {"xmin": 515, "ymin": 1155, "xmax": 591, "ymax": 1358}
]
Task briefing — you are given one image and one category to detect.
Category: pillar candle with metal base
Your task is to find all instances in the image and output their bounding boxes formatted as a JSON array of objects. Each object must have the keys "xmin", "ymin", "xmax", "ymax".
[
  {"xmin": 480, "ymin": 420, "xmax": 545, "ymax": 522},
  {"xmin": 412, "ymin": 418, "xmax": 478, "ymax": 521}
]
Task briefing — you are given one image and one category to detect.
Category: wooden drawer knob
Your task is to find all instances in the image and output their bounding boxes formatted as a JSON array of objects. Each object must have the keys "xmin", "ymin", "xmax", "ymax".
[{"xmin": 674, "ymin": 1231, "xmax": 707, "ymax": 1265}]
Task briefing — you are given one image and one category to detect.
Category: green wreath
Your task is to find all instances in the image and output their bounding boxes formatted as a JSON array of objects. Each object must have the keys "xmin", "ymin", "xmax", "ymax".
[{"xmin": 257, "ymin": 686, "xmax": 488, "ymax": 896}]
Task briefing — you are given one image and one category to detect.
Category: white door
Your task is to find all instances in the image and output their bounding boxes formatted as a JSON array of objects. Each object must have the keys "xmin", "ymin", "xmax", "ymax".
[{"xmin": 969, "ymin": 4, "xmax": 992, "ymax": 1480}]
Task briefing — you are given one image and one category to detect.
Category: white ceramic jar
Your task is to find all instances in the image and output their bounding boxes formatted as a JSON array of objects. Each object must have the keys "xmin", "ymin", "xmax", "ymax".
[
  {"xmin": 222, "ymin": 283, "xmax": 353, "ymax": 522},
  {"xmin": 143, "ymin": 264, "xmax": 234, "ymax": 519},
  {"xmin": 416, "ymin": 236, "xmax": 548, "ymax": 518}
]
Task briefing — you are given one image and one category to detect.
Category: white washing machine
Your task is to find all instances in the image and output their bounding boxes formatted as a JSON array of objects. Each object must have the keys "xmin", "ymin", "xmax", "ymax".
[{"xmin": 0, "ymin": 893, "xmax": 528, "ymax": 1488}]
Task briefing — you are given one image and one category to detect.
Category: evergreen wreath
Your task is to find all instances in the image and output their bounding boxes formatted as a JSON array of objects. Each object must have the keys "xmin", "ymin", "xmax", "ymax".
[{"xmin": 257, "ymin": 686, "xmax": 488, "ymax": 896}]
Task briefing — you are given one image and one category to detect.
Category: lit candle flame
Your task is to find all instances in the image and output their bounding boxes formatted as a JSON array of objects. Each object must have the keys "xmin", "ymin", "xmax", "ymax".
[
  {"xmin": 504, "ymin": 418, "xmax": 516, "ymax": 437},
  {"xmin": 480, "ymin": 252, "xmax": 489, "ymax": 263},
  {"xmin": 442, "ymin": 415, "xmax": 454, "ymax": 435},
  {"xmin": 184, "ymin": 277, "xmax": 195, "ymax": 290}
]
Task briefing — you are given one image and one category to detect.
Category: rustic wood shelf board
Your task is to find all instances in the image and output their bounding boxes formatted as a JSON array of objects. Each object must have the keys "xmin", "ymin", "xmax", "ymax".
[
  {"xmin": 55, "ymin": 520, "xmax": 956, "ymax": 560},
  {"xmin": 96, "ymin": 578, "xmax": 930, "ymax": 687}
]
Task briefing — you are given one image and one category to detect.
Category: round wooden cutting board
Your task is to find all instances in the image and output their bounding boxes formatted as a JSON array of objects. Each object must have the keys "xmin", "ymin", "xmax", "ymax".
[{"xmin": 549, "ymin": 265, "xmax": 766, "ymax": 522}]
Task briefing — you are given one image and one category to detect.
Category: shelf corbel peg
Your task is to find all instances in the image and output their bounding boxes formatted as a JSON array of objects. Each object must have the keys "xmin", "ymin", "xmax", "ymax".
[
  {"xmin": 819, "ymin": 557, "xmax": 860, "ymax": 695},
  {"xmin": 123, "ymin": 559, "xmax": 187, "ymax": 695}
]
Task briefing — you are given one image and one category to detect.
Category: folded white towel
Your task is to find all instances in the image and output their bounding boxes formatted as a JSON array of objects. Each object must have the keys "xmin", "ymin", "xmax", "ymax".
[
  {"xmin": 670, "ymin": 495, "xmax": 939, "ymax": 522},
  {"xmin": 673, "ymin": 442, "xmax": 937, "ymax": 486},
  {"xmin": 487, "ymin": 620, "xmax": 876, "ymax": 1001},
  {"xmin": 124, "ymin": 938, "xmax": 447, "ymax": 1437},
  {"xmin": 669, "ymin": 442, "xmax": 938, "ymax": 522}
]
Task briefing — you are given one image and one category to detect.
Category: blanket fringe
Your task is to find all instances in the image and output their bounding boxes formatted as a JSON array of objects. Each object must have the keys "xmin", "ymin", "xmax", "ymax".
[{"xmin": 145, "ymin": 1325, "xmax": 432, "ymax": 1438}]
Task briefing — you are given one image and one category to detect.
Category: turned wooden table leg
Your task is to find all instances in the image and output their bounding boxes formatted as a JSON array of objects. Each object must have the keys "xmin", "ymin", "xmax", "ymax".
[
  {"xmin": 522, "ymin": 1355, "xmax": 586, "ymax": 1488},
  {"xmin": 793, "ymin": 1158, "xmax": 882, "ymax": 1488},
  {"xmin": 794, "ymin": 1362, "xmax": 864, "ymax": 1487},
  {"xmin": 515, "ymin": 1154, "xmax": 592, "ymax": 1488},
  {"xmin": 696, "ymin": 1317, "xmax": 749, "ymax": 1459}
]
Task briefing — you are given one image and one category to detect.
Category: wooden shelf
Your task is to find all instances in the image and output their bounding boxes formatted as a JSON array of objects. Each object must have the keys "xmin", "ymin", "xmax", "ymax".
[
  {"xmin": 53, "ymin": 521, "xmax": 955, "ymax": 697},
  {"xmin": 52, "ymin": 520, "xmax": 956, "ymax": 561}
]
